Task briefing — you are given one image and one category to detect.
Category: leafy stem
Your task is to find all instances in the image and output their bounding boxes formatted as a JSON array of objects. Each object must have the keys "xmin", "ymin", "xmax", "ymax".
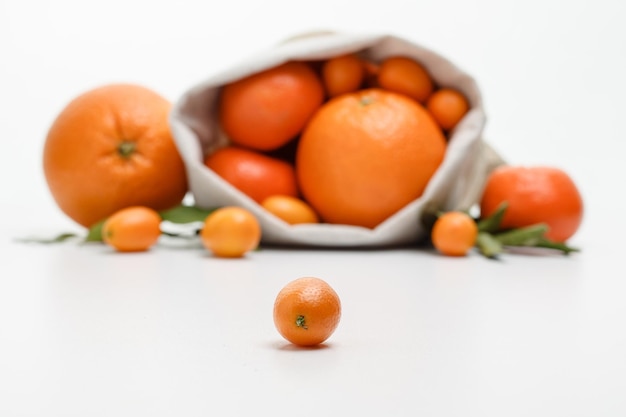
[{"xmin": 472, "ymin": 203, "xmax": 579, "ymax": 259}]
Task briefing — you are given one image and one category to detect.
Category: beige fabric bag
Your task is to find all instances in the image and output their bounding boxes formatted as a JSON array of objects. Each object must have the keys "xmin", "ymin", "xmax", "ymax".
[{"xmin": 169, "ymin": 31, "xmax": 504, "ymax": 247}]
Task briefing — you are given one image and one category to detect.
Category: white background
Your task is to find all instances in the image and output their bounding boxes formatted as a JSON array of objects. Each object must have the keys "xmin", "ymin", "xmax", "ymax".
[{"xmin": 1, "ymin": 1, "xmax": 625, "ymax": 416}]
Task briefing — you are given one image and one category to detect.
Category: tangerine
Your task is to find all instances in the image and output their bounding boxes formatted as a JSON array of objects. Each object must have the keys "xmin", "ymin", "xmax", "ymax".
[
  {"xmin": 377, "ymin": 56, "xmax": 434, "ymax": 103},
  {"xmin": 431, "ymin": 211, "xmax": 478, "ymax": 256},
  {"xmin": 321, "ymin": 54, "xmax": 365, "ymax": 98},
  {"xmin": 273, "ymin": 277, "xmax": 341, "ymax": 347},
  {"xmin": 43, "ymin": 83, "xmax": 188, "ymax": 228},
  {"xmin": 296, "ymin": 88, "xmax": 447, "ymax": 228},
  {"xmin": 219, "ymin": 61, "xmax": 324, "ymax": 151},
  {"xmin": 204, "ymin": 146, "xmax": 299, "ymax": 204},
  {"xmin": 426, "ymin": 88, "xmax": 470, "ymax": 131},
  {"xmin": 102, "ymin": 206, "xmax": 162, "ymax": 252},
  {"xmin": 479, "ymin": 165, "xmax": 584, "ymax": 242},
  {"xmin": 200, "ymin": 206, "xmax": 261, "ymax": 258}
]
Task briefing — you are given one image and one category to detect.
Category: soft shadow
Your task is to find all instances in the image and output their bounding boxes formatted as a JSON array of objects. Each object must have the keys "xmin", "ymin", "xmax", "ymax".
[{"xmin": 270, "ymin": 341, "xmax": 333, "ymax": 351}]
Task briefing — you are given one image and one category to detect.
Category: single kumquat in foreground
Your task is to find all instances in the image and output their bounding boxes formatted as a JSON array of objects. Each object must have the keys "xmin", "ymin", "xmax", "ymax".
[
  {"xmin": 200, "ymin": 206, "xmax": 261, "ymax": 258},
  {"xmin": 431, "ymin": 211, "xmax": 478, "ymax": 257},
  {"xmin": 102, "ymin": 206, "xmax": 162, "ymax": 252},
  {"xmin": 273, "ymin": 277, "xmax": 341, "ymax": 347}
]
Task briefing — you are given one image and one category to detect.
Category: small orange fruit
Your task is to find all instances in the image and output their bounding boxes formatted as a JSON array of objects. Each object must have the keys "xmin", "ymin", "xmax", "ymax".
[
  {"xmin": 377, "ymin": 56, "xmax": 434, "ymax": 103},
  {"xmin": 200, "ymin": 206, "xmax": 261, "ymax": 258},
  {"xmin": 102, "ymin": 206, "xmax": 162, "ymax": 252},
  {"xmin": 480, "ymin": 166, "xmax": 584, "ymax": 242},
  {"xmin": 321, "ymin": 54, "xmax": 365, "ymax": 98},
  {"xmin": 43, "ymin": 83, "xmax": 188, "ymax": 228},
  {"xmin": 204, "ymin": 146, "xmax": 299, "ymax": 204},
  {"xmin": 426, "ymin": 88, "xmax": 470, "ymax": 131},
  {"xmin": 261, "ymin": 195, "xmax": 319, "ymax": 225},
  {"xmin": 219, "ymin": 61, "xmax": 325, "ymax": 151},
  {"xmin": 296, "ymin": 88, "xmax": 447, "ymax": 228},
  {"xmin": 273, "ymin": 277, "xmax": 341, "ymax": 347},
  {"xmin": 431, "ymin": 211, "xmax": 478, "ymax": 256}
]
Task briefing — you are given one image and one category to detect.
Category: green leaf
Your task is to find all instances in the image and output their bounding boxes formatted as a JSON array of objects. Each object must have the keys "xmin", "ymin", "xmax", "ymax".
[
  {"xmin": 535, "ymin": 238, "xmax": 580, "ymax": 255},
  {"xmin": 472, "ymin": 201, "xmax": 582, "ymax": 258},
  {"xmin": 159, "ymin": 205, "xmax": 216, "ymax": 224},
  {"xmin": 477, "ymin": 201, "xmax": 508, "ymax": 233},
  {"xmin": 85, "ymin": 219, "xmax": 105, "ymax": 242},
  {"xmin": 493, "ymin": 223, "xmax": 550, "ymax": 246},
  {"xmin": 475, "ymin": 231, "xmax": 503, "ymax": 259},
  {"xmin": 16, "ymin": 232, "xmax": 81, "ymax": 244}
]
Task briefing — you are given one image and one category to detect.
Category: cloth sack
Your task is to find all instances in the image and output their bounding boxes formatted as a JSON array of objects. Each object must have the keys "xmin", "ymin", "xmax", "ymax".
[{"xmin": 169, "ymin": 31, "xmax": 504, "ymax": 247}]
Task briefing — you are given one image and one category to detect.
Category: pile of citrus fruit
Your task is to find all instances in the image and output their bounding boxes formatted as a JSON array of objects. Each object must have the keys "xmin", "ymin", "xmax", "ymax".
[
  {"xmin": 34, "ymin": 41, "xmax": 587, "ymax": 349},
  {"xmin": 207, "ymin": 54, "xmax": 468, "ymax": 229},
  {"xmin": 41, "ymin": 49, "xmax": 583, "ymax": 259}
]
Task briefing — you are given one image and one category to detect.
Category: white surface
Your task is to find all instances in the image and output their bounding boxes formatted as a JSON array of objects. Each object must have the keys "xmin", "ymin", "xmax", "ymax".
[{"xmin": 1, "ymin": 0, "xmax": 626, "ymax": 416}]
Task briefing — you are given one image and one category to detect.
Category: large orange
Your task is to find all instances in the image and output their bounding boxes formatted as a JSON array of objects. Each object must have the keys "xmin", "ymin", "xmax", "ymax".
[
  {"xmin": 43, "ymin": 83, "xmax": 188, "ymax": 228},
  {"xmin": 479, "ymin": 165, "xmax": 584, "ymax": 242},
  {"xmin": 296, "ymin": 88, "xmax": 447, "ymax": 228},
  {"xmin": 218, "ymin": 61, "xmax": 324, "ymax": 151}
]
